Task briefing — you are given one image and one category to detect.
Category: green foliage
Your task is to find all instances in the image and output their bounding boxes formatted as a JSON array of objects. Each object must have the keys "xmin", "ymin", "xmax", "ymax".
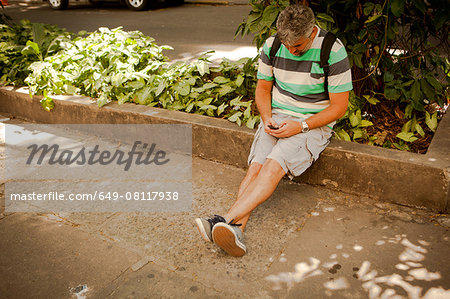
[
  {"xmin": 25, "ymin": 27, "xmax": 172, "ymax": 107},
  {"xmin": 2, "ymin": 12, "xmax": 447, "ymax": 151},
  {"xmin": 0, "ymin": 20, "xmax": 73, "ymax": 86},
  {"xmin": 236, "ymin": 0, "xmax": 449, "ymax": 151},
  {"xmin": 235, "ymin": 0, "xmax": 289, "ymax": 49},
  {"xmin": 10, "ymin": 26, "xmax": 260, "ymax": 128}
]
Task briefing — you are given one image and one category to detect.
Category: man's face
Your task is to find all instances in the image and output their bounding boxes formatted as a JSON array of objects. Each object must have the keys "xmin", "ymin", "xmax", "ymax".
[{"xmin": 283, "ymin": 28, "xmax": 316, "ymax": 56}]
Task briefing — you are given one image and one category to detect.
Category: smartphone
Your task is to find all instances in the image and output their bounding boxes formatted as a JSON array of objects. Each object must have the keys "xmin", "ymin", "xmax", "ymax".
[{"xmin": 268, "ymin": 124, "xmax": 279, "ymax": 130}]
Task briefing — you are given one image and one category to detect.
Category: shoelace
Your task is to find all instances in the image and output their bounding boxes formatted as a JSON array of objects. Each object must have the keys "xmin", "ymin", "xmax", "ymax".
[
  {"xmin": 208, "ymin": 215, "xmax": 242, "ymax": 227},
  {"xmin": 228, "ymin": 218, "xmax": 242, "ymax": 227},
  {"xmin": 207, "ymin": 214, "xmax": 226, "ymax": 227}
]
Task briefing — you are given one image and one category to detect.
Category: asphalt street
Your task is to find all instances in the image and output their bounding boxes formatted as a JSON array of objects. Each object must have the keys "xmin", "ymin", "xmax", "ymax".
[{"xmin": 3, "ymin": 0, "xmax": 257, "ymax": 61}]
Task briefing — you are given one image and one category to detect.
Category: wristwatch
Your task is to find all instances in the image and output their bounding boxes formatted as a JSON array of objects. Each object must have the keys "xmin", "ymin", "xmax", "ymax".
[{"xmin": 301, "ymin": 121, "xmax": 310, "ymax": 133}]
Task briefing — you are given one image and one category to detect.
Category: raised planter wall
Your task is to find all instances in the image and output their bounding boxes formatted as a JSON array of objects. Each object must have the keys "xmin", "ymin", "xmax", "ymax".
[{"xmin": 1, "ymin": 87, "xmax": 449, "ymax": 212}]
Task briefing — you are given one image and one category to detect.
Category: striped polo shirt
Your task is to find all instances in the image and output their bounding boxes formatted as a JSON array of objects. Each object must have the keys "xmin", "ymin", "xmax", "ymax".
[{"xmin": 257, "ymin": 25, "xmax": 353, "ymax": 125}]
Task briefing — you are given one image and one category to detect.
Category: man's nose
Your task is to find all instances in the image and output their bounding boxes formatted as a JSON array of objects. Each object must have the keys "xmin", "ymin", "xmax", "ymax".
[{"xmin": 287, "ymin": 46, "xmax": 297, "ymax": 55}]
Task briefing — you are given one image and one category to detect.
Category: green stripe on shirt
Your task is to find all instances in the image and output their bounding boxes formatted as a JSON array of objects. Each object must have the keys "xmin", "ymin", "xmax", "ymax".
[
  {"xmin": 272, "ymin": 99, "xmax": 325, "ymax": 114},
  {"xmin": 257, "ymin": 72, "xmax": 274, "ymax": 81},
  {"xmin": 328, "ymin": 81, "xmax": 353, "ymax": 93},
  {"xmin": 278, "ymin": 47, "xmax": 321, "ymax": 61},
  {"xmin": 276, "ymin": 80, "xmax": 325, "ymax": 96},
  {"xmin": 329, "ymin": 47, "xmax": 348, "ymax": 65}
]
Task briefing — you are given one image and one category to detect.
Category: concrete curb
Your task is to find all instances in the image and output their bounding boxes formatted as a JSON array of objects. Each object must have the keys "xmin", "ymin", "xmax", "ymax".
[{"xmin": 1, "ymin": 86, "xmax": 449, "ymax": 212}]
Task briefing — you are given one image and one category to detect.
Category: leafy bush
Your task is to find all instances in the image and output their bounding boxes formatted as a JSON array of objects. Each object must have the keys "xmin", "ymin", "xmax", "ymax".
[
  {"xmin": 23, "ymin": 26, "xmax": 260, "ymax": 128},
  {"xmin": 236, "ymin": 0, "xmax": 449, "ymax": 152},
  {"xmin": 0, "ymin": 20, "xmax": 73, "ymax": 86}
]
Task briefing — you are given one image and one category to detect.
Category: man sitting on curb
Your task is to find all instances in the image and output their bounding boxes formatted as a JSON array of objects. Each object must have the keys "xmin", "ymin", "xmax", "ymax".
[{"xmin": 195, "ymin": 3, "xmax": 352, "ymax": 257}]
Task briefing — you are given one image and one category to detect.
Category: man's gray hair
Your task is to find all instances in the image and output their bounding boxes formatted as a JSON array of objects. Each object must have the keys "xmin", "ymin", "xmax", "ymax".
[{"xmin": 276, "ymin": 4, "xmax": 315, "ymax": 46}]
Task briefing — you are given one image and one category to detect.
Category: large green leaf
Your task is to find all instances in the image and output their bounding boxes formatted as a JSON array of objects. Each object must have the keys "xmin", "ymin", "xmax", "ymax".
[
  {"xmin": 40, "ymin": 95, "xmax": 55, "ymax": 111},
  {"xmin": 396, "ymin": 132, "xmax": 418, "ymax": 142},
  {"xmin": 365, "ymin": 14, "xmax": 382, "ymax": 25},
  {"xmin": 420, "ymin": 79, "xmax": 435, "ymax": 102},
  {"xmin": 316, "ymin": 13, "xmax": 335, "ymax": 23},
  {"xmin": 155, "ymin": 79, "xmax": 167, "ymax": 97},
  {"xmin": 352, "ymin": 128, "xmax": 364, "ymax": 140},
  {"xmin": 425, "ymin": 75, "xmax": 443, "ymax": 92},
  {"xmin": 363, "ymin": 2, "xmax": 375, "ymax": 16},
  {"xmin": 363, "ymin": 95, "xmax": 380, "ymax": 105},
  {"xmin": 247, "ymin": 11, "xmax": 264, "ymax": 32},
  {"xmin": 228, "ymin": 111, "xmax": 243, "ymax": 124},
  {"xmin": 384, "ymin": 87, "xmax": 401, "ymax": 100},
  {"xmin": 21, "ymin": 40, "xmax": 40, "ymax": 56},
  {"xmin": 383, "ymin": 72, "xmax": 394, "ymax": 82},
  {"xmin": 411, "ymin": 80, "xmax": 422, "ymax": 104},
  {"xmin": 261, "ymin": 5, "xmax": 279, "ymax": 28},
  {"xmin": 353, "ymin": 53, "xmax": 364, "ymax": 68},
  {"xmin": 415, "ymin": 124, "xmax": 425, "ymax": 137},
  {"xmin": 425, "ymin": 112, "xmax": 438, "ymax": 132},
  {"xmin": 390, "ymin": 0, "xmax": 405, "ymax": 17},
  {"xmin": 217, "ymin": 102, "xmax": 228, "ymax": 116},
  {"xmin": 213, "ymin": 76, "xmax": 230, "ymax": 84},
  {"xmin": 335, "ymin": 129, "xmax": 351, "ymax": 142},
  {"xmin": 235, "ymin": 74, "xmax": 244, "ymax": 87},
  {"xmin": 175, "ymin": 82, "xmax": 190, "ymax": 96},
  {"xmin": 349, "ymin": 109, "xmax": 362, "ymax": 127},
  {"xmin": 195, "ymin": 60, "xmax": 209, "ymax": 76},
  {"xmin": 246, "ymin": 116, "xmax": 258, "ymax": 129},
  {"xmin": 32, "ymin": 23, "xmax": 45, "ymax": 50},
  {"xmin": 218, "ymin": 85, "xmax": 234, "ymax": 96},
  {"xmin": 359, "ymin": 120, "xmax": 373, "ymax": 127}
]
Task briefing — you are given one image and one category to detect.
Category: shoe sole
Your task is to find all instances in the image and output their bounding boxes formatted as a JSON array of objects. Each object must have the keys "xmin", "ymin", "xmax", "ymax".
[
  {"xmin": 212, "ymin": 224, "xmax": 246, "ymax": 257},
  {"xmin": 195, "ymin": 218, "xmax": 212, "ymax": 242}
]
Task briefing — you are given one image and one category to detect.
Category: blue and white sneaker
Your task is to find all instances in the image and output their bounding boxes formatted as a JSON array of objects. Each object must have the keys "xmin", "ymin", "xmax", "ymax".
[
  {"xmin": 212, "ymin": 221, "xmax": 247, "ymax": 257},
  {"xmin": 195, "ymin": 215, "xmax": 226, "ymax": 242}
]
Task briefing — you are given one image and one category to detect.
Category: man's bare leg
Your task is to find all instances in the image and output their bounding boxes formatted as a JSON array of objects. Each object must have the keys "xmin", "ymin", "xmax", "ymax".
[
  {"xmin": 224, "ymin": 158, "xmax": 285, "ymax": 229},
  {"xmin": 227, "ymin": 162, "xmax": 263, "ymax": 231}
]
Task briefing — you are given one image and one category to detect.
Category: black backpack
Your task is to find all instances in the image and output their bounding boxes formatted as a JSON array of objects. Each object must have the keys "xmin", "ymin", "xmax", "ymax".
[{"xmin": 268, "ymin": 31, "xmax": 337, "ymax": 99}]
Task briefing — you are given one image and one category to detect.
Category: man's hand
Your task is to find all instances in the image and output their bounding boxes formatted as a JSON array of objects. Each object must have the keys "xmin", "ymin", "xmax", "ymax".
[
  {"xmin": 264, "ymin": 117, "xmax": 280, "ymax": 133},
  {"xmin": 266, "ymin": 119, "xmax": 302, "ymax": 138}
]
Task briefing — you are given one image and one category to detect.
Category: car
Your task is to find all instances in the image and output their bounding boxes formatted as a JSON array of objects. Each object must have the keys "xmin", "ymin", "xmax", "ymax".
[{"xmin": 46, "ymin": 0, "xmax": 181, "ymax": 11}]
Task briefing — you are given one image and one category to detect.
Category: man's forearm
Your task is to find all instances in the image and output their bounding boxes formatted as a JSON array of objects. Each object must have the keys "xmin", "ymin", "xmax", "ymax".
[
  {"xmin": 255, "ymin": 80, "xmax": 274, "ymax": 123},
  {"xmin": 304, "ymin": 91, "xmax": 349, "ymax": 130},
  {"xmin": 255, "ymin": 91, "xmax": 272, "ymax": 123},
  {"xmin": 304, "ymin": 103, "xmax": 345, "ymax": 130}
]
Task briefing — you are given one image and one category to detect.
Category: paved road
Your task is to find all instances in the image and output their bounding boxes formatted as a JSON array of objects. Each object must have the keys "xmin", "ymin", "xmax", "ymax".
[{"xmin": 3, "ymin": 0, "xmax": 257, "ymax": 61}]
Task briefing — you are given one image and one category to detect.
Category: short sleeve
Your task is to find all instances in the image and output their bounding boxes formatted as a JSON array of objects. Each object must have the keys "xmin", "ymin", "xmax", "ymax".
[
  {"xmin": 257, "ymin": 36, "xmax": 275, "ymax": 81},
  {"xmin": 327, "ymin": 39, "xmax": 353, "ymax": 93}
]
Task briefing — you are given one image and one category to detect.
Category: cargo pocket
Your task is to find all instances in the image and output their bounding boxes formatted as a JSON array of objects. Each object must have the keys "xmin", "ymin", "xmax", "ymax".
[
  {"xmin": 305, "ymin": 127, "xmax": 332, "ymax": 163},
  {"xmin": 247, "ymin": 122, "xmax": 264, "ymax": 165},
  {"xmin": 283, "ymin": 136, "xmax": 314, "ymax": 178}
]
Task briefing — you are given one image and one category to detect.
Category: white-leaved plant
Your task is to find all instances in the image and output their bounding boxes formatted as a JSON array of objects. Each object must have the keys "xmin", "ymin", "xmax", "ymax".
[{"xmin": 24, "ymin": 27, "xmax": 260, "ymax": 129}]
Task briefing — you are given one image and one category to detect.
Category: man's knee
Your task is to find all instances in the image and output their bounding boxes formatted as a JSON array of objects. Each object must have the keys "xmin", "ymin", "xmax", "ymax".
[{"xmin": 262, "ymin": 158, "xmax": 286, "ymax": 178}]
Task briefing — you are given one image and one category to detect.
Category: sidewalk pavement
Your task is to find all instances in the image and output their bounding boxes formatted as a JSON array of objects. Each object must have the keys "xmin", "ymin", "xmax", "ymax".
[{"xmin": 1, "ymin": 117, "xmax": 449, "ymax": 299}]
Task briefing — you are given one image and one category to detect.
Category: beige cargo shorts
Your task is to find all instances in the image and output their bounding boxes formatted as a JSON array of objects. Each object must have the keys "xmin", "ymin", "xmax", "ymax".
[{"xmin": 248, "ymin": 110, "xmax": 333, "ymax": 179}]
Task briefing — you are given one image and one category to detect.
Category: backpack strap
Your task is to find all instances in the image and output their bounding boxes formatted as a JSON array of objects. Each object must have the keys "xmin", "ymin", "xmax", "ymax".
[
  {"xmin": 269, "ymin": 31, "xmax": 336, "ymax": 98},
  {"xmin": 269, "ymin": 34, "xmax": 282, "ymax": 66},
  {"xmin": 319, "ymin": 31, "xmax": 337, "ymax": 99}
]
